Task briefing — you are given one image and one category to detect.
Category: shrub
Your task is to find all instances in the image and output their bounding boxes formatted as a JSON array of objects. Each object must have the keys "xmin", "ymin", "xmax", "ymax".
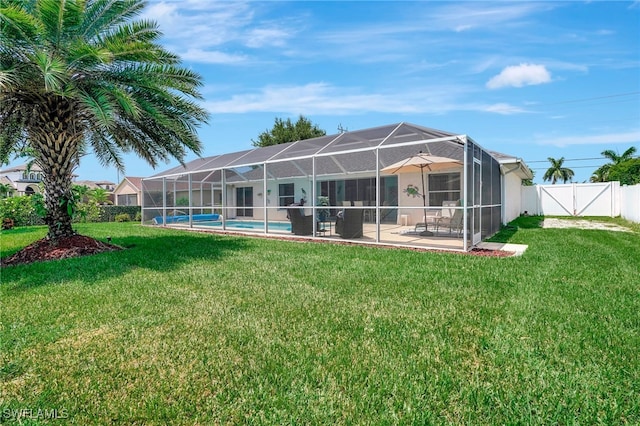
[
  {"xmin": 74, "ymin": 202, "xmax": 101, "ymax": 223},
  {"xmin": 99, "ymin": 205, "xmax": 141, "ymax": 222},
  {"xmin": 115, "ymin": 213, "xmax": 131, "ymax": 222},
  {"xmin": 0, "ymin": 196, "xmax": 45, "ymax": 226}
]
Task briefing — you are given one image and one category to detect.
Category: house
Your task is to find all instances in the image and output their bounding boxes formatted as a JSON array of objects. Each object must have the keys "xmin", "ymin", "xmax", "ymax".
[
  {"xmin": 113, "ymin": 177, "xmax": 143, "ymax": 206},
  {"xmin": 0, "ymin": 163, "xmax": 45, "ymax": 196},
  {"xmin": 142, "ymin": 122, "xmax": 532, "ymax": 251},
  {"xmin": 0, "ymin": 164, "xmax": 117, "ymax": 202},
  {"xmin": 74, "ymin": 180, "xmax": 116, "ymax": 192}
]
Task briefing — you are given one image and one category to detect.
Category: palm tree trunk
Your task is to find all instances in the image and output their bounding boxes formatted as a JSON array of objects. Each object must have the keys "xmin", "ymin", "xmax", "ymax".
[{"xmin": 29, "ymin": 96, "xmax": 82, "ymax": 242}]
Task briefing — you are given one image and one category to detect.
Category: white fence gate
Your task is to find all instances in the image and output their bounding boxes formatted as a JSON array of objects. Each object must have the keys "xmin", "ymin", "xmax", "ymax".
[{"xmin": 522, "ymin": 182, "xmax": 621, "ymax": 217}]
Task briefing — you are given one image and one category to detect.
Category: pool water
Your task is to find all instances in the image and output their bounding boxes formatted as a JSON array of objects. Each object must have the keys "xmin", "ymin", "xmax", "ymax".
[{"xmin": 198, "ymin": 220, "xmax": 291, "ymax": 231}]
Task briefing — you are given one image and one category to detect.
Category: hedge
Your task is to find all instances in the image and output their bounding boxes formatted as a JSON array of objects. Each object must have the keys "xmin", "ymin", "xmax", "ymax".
[{"xmin": 0, "ymin": 196, "xmax": 141, "ymax": 226}]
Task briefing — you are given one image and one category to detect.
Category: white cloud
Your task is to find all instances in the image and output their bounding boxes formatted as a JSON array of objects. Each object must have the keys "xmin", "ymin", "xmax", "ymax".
[
  {"xmin": 140, "ymin": 1, "xmax": 303, "ymax": 64},
  {"xmin": 180, "ymin": 49, "xmax": 248, "ymax": 64},
  {"xmin": 203, "ymin": 83, "xmax": 470, "ymax": 115},
  {"xmin": 486, "ymin": 63, "xmax": 552, "ymax": 89},
  {"xmin": 204, "ymin": 83, "xmax": 414, "ymax": 115},
  {"xmin": 432, "ymin": 3, "xmax": 555, "ymax": 32},
  {"xmin": 537, "ymin": 130, "xmax": 640, "ymax": 147},
  {"xmin": 483, "ymin": 103, "xmax": 529, "ymax": 115},
  {"xmin": 245, "ymin": 28, "xmax": 291, "ymax": 48}
]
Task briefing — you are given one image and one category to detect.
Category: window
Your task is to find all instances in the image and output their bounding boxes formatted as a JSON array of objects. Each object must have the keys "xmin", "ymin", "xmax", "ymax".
[
  {"xmin": 117, "ymin": 194, "xmax": 138, "ymax": 206},
  {"xmin": 428, "ymin": 173, "xmax": 461, "ymax": 206},
  {"xmin": 278, "ymin": 183, "xmax": 294, "ymax": 207}
]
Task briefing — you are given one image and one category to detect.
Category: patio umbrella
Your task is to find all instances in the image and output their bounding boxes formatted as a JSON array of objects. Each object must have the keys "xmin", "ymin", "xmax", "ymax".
[{"xmin": 381, "ymin": 152, "xmax": 462, "ymax": 236}]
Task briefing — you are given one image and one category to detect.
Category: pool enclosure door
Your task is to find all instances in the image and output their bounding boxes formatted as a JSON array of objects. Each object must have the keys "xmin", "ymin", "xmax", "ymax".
[{"xmin": 472, "ymin": 160, "xmax": 482, "ymax": 245}]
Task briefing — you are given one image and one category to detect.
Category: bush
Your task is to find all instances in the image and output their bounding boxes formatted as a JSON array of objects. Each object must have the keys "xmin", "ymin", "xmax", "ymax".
[
  {"xmin": 99, "ymin": 205, "xmax": 141, "ymax": 222},
  {"xmin": 0, "ymin": 196, "xmax": 45, "ymax": 227},
  {"xmin": 74, "ymin": 202, "xmax": 101, "ymax": 223},
  {"xmin": 115, "ymin": 213, "xmax": 131, "ymax": 222}
]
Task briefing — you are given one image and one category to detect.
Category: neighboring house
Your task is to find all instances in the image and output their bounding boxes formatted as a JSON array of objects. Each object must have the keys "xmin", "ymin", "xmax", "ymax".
[
  {"xmin": 0, "ymin": 164, "xmax": 117, "ymax": 202},
  {"xmin": 75, "ymin": 180, "xmax": 116, "ymax": 192},
  {"xmin": 74, "ymin": 180, "xmax": 116, "ymax": 204},
  {"xmin": 0, "ymin": 163, "xmax": 45, "ymax": 196},
  {"xmin": 113, "ymin": 177, "xmax": 143, "ymax": 206}
]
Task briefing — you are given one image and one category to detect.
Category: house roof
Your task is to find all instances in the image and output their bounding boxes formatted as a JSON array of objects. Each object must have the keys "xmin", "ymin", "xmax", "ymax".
[
  {"xmin": 114, "ymin": 176, "xmax": 144, "ymax": 193},
  {"xmin": 0, "ymin": 163, "xmax": 43, "ymax": 173},
  {"xmin": 490, "ymin": 150, "xmax": 534, "ymax": 180},
  {"xmin": 0, "ymin": 176, "xmax": 15, "ymax": 188},
  {"xmin": 74, "ymin": 180, "xmax": 116, "ymax": 189}
]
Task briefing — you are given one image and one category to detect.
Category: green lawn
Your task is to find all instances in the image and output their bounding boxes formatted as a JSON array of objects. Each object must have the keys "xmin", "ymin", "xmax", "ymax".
[{"xmin": 1, "ymin": 218, "xmax": 638, "ymax": 424}]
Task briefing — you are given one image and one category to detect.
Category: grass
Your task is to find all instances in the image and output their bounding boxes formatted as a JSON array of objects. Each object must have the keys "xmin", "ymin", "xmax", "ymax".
[{"xmin": 1, "ymin": 218, "xmax": 639, "ymax": 424}]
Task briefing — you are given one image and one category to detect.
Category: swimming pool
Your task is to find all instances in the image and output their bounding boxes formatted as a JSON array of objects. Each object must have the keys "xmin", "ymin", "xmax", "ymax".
[{"xmin": 197, "ymin": 220, "xmax": 292, "ymax": 232}]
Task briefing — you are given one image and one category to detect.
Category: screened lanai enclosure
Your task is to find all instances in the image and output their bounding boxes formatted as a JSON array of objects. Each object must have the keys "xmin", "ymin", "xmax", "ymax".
[{"xmin": 142, "ymin": 123, "xmax": 503, "ymax": 251}]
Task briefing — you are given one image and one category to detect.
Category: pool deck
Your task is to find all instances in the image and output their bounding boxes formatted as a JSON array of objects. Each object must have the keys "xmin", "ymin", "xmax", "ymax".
[{"xmin": 163, "ymin": 220, "xmax": 472, "ymax": 252}]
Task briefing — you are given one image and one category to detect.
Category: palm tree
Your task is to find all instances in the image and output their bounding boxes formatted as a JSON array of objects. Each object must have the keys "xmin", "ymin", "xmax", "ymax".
[
  {"xmin": 543, "ymin": 157, "xmax": 574, "ymax": 184},
  {"xmin": 0, "ymin": 0, "xmax": 209, "ymax": 242},
  {"xmin": 0, "ymin": 182, "xmax": 14, "ymax": 198},
  {"xmin": 589, "ymin": 168, "xmax": 607, "ymax": 183},
  {"xmin": 88, "ymin": 188, "xmax": 112, "ymax": 205},
  {"xmin": 595, "ymin": 147, "xmax": 638, "ymax": 182}
]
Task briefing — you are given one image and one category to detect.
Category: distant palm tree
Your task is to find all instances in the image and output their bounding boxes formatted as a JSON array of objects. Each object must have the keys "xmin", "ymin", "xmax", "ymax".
[
  {"xmin": 0, "ymin": 182, "xmax": 14, "ymax": 198},
  {"xmin": 543, "ymin": 157, "xmax": 574, "ymax": 184},
  {"xmin": 594, "ymin": 147, "xmax": 638, "ymax": 182},
  {"xmin": 589, "ymin": 168, "xmax": 607, "ymax": 183},
  {"xmin": 88, "ymin": 188, "xmax": 112, "ymax": 205},
  {"xmin": 0, "ymin": 0, "xmax": 209, "ymax": 242}
]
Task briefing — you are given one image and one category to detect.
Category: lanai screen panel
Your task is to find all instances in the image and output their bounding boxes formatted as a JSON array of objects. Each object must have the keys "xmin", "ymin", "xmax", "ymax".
[
  {"xmin": 270, "ymin": 135, "xmax": 337, "ymax": 161},
  {"xmin": 379, "ymin": 123, "xmax": 457, "ymax": 147},
  {"xmin": 141, "ymin": 177, "xmax": 164, "ymax": 223},
  {"xmin": 142, "ymin": 122, "xmax": 506, "ymax": 251},
  {"xmin": 319, "ymin": 126, "xmax": 390, "ymax": 155}
]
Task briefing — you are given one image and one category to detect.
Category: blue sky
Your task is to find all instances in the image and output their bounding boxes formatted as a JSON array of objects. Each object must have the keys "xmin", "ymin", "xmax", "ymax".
[{"xmin": 13, "ymin": 1, "xmax": 640, "ymax": 184}]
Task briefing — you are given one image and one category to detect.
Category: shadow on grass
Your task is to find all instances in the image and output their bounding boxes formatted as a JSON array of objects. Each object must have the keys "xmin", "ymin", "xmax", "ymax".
[
  {"xmin": 1, "ymin": 231, "xmax": 251, "ymax": 292},
  {"xmin": 486, "ymin": 215, "xmax": 543, "ymax": 243}
]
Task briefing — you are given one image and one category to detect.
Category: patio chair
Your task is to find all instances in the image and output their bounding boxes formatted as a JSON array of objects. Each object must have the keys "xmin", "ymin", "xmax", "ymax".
[
  {"xmin": 414, "ymin": 209, "xmax": 441, "ymax": 232},
  {"xmin": 335, "ymin": 208, "xmax": 364, "ymax": 239},
  {"xmin": 287, "ymin": 205, "xmax": 314, "ymax": 236},
  {"xmin": 435, "ymin": 201, "xmax": 463, "ymax": 236}
]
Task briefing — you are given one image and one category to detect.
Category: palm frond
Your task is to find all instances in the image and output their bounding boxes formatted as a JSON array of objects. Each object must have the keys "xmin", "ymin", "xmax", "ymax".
[{"xmin": 81, "ymin": 0, "xmax": 144, "ymax": 39}]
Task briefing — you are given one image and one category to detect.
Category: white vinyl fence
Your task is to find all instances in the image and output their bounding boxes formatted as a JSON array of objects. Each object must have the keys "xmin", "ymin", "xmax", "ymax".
[
  {"xmin": 620, "ymin": 184, "xmax": 640, "ymax": 223},
  {"xmin": 520, "ymin": 182, "xmax": 640, "ymax": 224}
]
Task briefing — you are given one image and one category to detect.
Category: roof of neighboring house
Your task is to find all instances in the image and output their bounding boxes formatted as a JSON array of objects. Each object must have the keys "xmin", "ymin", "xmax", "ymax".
[
  {"xmin": 0, "ymin": 176, "xmax": 16, "ymax": 188},
  {"xmin": 114, "ymin": 176, "xmax": 143, "ymax": 193},
  {"xmin": 0, "ymin": 163, "xmax": 43, "ymax": 173},
  {"xmin": 74, "ymin": 180, "xmax": 116, "ymax": 190}
]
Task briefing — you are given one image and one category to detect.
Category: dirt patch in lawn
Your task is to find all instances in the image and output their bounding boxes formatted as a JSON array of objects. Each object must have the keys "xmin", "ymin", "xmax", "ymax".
[{"xmin": 541, "ymin": 218, "xmax": 632, "ymax": 232}]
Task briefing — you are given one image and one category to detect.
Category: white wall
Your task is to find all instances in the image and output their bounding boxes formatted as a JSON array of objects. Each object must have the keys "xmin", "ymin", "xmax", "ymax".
[
  {"xmin": 502, "ymin": 173, "xmax": 523, "ymax": 224},
  {"xmin": 233, "ymin": 178, "xmax": 311, "ymax": 221},
  {"xmin": 620, "ymin": 184, "xmax": 640, "ymax": 223}
]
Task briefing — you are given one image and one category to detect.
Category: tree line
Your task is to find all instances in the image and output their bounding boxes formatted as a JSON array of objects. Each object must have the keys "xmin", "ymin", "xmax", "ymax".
[{"xmin": 543, "ymin": 147, "xmax": 639, "ymax": 185}]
